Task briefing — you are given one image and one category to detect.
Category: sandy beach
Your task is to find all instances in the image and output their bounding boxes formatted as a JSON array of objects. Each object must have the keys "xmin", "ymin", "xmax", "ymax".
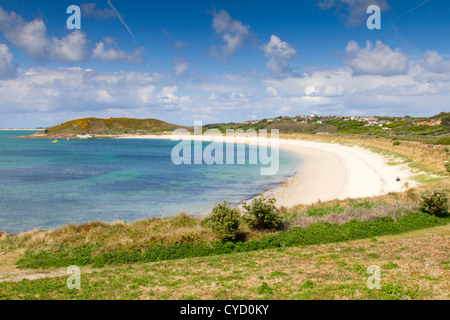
[
  {"xmin": 112, "ymin": 133, "xmax": 417, "ymax": 208},
  {"xmin": 267, "ymin": 139, "xmax": 416, "ymax": 207}
]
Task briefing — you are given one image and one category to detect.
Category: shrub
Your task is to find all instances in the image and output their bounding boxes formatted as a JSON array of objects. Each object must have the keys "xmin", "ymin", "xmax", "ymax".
[
  {"xmin": 207, "ymin": 201, "xmax": 241, "ymax": 241},
  {"xmin": 419, "ymin": 189, "xmax": 449, "ymax": 217},
  {"xmin": 243, "ymin": 197, "xmax": 281, "ymax": 230},
  {"xmin": 393, "ymin": 141, "xmax": 401, "ymax": 146},
  {"xmin": 445, "ymin": 161, "xmax": 450, "ymax": 174}
]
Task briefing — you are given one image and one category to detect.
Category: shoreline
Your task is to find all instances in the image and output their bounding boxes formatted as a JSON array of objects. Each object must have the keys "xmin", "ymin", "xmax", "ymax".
[
  {"xmin": 1, "ymin": 132, "xmax": 419, "ymax": 234},
  {"xmin": 0, "ymin": 129, "xmax": 44, "ymax": 131},
  {"xmin": 111, "ymin": 133, "xmax": 417, "ymax": 208},
  {"xmin": 12, "ymin": 131, "xmax": 418, "ymax": 213}
]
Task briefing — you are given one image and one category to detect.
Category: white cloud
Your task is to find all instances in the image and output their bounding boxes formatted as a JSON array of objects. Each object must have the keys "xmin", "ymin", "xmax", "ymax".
[
  {"xmin": 174, "ymin": 58, "xmax": 191, "ymax": 76},
  {"xmin": 158, "ymin": 86, "xmax": 179, "ymax": 104},
  {"xmin": 317, "ymin": 0, "xmax": 389, "ymax": 26},
  {"xmin": 263, "ymin": 59, "xmax": 450, "ymax": 117},
  {"xmin": 0, "ymin": 6, "xmax": 89, "ymax": 63},
  {"xmin": 0, "ymin": 43, "xmax": 17, "ymax": 79},
  {"xmin": 137, "ymin": 85, "xmax": 156, "ymax": 104},
  {"xmin": 92, "ymin": 38, "xmax": 144, "ymax": 64},
  {"xmin": 423, "ymin": 50, "xmax": 450, "ymax": 74},
  {"xmin": 52, "ymin": 31, "xmax": 90, "ymax": 63},
  {"xmin": 266, "ymin": 86, "xmax": 278, "ymax": 96},
  {"xmin": 264, "ymin": 35, "xmax": 297, "ymax": 76},
  {"xmin": 210, "ymin": 9, "xmax": 251, "ymax": 61},
  {"xmin": 0, "ymin": 67, "xmax": 164, "ymax": 118},
  {"xmin": 305, "ymin": 84, "xmax": 346, "ymax": 97},
  {"xmin": 222, "ymin": 74, "xmax": 249, "ymax": 82},
  {"xmin": 186, "ymin": 83, "xmax": 250, "ymax": 93},
  {"xmin": 344, "ymin": 40, "xmax": 409, "ymax": 76},
  {"xmin": 96, "ymin": 90, "xmax": 114, "ymax": 103}
]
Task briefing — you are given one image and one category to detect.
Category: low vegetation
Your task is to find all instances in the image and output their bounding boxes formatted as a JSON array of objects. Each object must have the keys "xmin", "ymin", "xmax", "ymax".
[
  {"xmin": 203, "ymin": 201, "xmax": 241, "ymax": 242},
  {"xmin": 39, "ymin": 117, "xmax": 191, "ymax": 136},
  {"xmin": 1, "ymin": 232, "xmax": 448, "ymax": 300},
  {"xmin": 243, "ymin": 197, "xmax": 282, "ymax": 230},
  {"xmin": 2, "ymin": 205, "xmax": 448, "ymax": 269},
  {"xmin": 419, "ymin": 190, "xmax": 449, "ymax": 217}
]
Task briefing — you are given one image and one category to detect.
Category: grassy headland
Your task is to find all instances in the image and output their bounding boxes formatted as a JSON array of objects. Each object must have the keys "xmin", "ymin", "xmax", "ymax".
[{"xmin": 21, "ymin": 117, "xmax": 191, "ymax": 139}]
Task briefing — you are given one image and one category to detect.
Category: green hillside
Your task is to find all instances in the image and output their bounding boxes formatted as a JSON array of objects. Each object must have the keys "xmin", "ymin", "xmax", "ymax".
[
  {"xmin": 204, "ymin": 112, "xmax": 450, "ymax": 145},
  {"xmin": 45, "ymin": 117, "xmax": 190, "ymax": 135}
]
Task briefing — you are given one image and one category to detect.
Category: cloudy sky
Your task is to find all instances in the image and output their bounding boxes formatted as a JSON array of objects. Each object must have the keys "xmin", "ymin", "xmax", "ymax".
[{"xmin": 0, "ymin": 0, "xmax": 449, "ymax": 128}]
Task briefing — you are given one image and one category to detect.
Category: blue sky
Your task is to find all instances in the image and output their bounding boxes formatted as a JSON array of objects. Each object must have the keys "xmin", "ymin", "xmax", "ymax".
[{"xmin": 0, "ymin": 0, "xmax": 449, "ymax": 128}]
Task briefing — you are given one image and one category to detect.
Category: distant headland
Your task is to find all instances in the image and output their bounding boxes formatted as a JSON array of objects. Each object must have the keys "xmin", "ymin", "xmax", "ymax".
[{"xmin": 16, "ymin": 117, "xmax": 191, "ymax": 139}]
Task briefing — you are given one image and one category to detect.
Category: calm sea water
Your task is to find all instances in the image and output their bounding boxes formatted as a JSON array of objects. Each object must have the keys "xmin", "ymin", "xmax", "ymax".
[{"xmin": 0, "ymin": 131, "xmax": 302, "ymax": 233}]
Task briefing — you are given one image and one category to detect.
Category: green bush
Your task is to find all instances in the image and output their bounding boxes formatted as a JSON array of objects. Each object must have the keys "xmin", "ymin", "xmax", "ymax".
[
  {"xmin": 419, "ymin": 189, "xmax": 449, "ymax": 217},
  {"xmin": 445, "ymin": 161, "xmax": 450, "ymax": 174},
  {"xmin": 207, "ymin": 201, "xmax": 241, "ymax": 241},
  {"xmin": 243, "ymin": 197, "xmax": 281, "ymax": 230},
  {"xmin": 393, "ymin": 141, "xmax": 401, "ymax": 146}
]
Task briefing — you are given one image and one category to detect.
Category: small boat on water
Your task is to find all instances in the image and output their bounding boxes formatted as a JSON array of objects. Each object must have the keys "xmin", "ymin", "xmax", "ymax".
[{"xmin": 52, "ymin": 139, "xmax": 58, "ymax": 143}]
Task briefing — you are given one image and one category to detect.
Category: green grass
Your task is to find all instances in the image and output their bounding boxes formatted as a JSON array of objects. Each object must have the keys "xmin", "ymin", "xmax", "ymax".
[
  {"xmin": 16, "ymin": 212, "xmax": 450, "ymax": 269},
  {"xmin": 1, "ymin": 231, "xmax": 448, "ymax": 300},
  {"xmin": 413, "ymin": 174, "xmax": 450, "ymax": 184},
  {"xmin": 306, "ymin": 206, "xmax": 346, "ymax": 217}
]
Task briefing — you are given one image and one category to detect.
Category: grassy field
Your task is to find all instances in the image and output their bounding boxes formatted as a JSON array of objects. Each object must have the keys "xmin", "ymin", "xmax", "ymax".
[
  {"xmin": 1, "ymin": 226, "xmax": 448, "ymax": 300},
  {"xmin": 0, "ymin": 132, "xmax": 449, "ymax": 300}
]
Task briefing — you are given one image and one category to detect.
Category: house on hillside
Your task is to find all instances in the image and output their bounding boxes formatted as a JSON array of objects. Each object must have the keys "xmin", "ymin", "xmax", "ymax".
[{"xmin": 417, "ymin": 120, "xmax": 442, "ymax": 126}]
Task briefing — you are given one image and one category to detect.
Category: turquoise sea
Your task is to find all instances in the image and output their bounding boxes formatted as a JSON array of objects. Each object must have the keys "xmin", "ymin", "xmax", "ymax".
[{"xmin": 0, "ymin": 131, "xmax": 302, "ymax": 233}]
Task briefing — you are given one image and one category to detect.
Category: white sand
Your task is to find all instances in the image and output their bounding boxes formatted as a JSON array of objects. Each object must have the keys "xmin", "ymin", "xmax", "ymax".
[
  {"xmin": 268, "ymin": 139, "xmax": 416, "ymax": 207},
  {"xmin": 111, "ymin": 134, "xmax": 417, "ymax": 208}
]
